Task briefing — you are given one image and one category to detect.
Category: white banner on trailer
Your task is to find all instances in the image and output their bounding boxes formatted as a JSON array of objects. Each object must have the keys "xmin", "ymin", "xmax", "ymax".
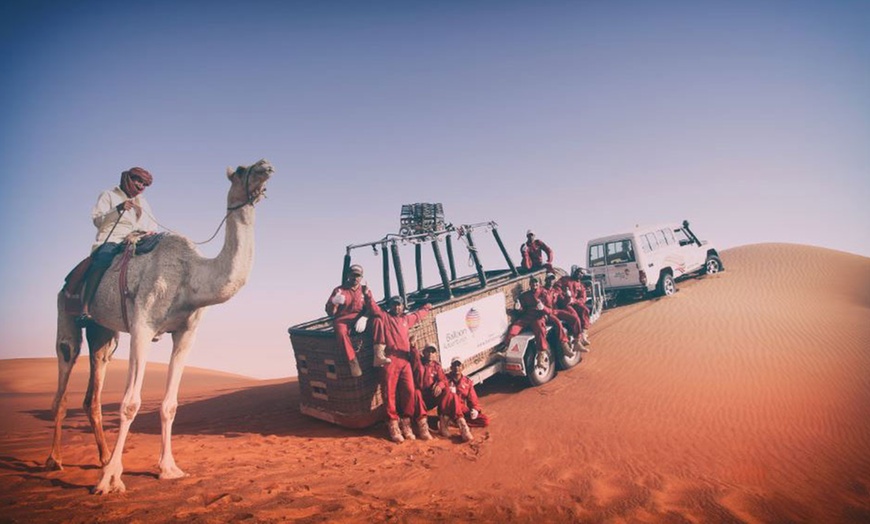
[{"xmin": 435, "ymin": 292, "xmax": 509, "ymax": 365}]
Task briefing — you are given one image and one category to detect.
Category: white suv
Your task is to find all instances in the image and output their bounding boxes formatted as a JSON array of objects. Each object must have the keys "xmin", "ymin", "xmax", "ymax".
[{"xmin": 586, "ymin": 220, "xmax": 722, "ymax": 303}]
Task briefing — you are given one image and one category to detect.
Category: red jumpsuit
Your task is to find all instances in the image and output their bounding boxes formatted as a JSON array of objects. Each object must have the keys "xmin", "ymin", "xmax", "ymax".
[
  {"xmin": 540, "ymin": 285, "xmax": 577, "ymax": 341},
  {"xmin": 325, "ymin": 285, "xmax": 381, "ymax": 362},
  {"xmin": 507, "ymin": 288, "xmax": 553, "ymax": 351},
  {"xmin": 555, "ymin": 276, "xmax": 590, "ymax": 331},
  {"xmin": 414, "ymin": 358, "xmax": 449, "ymax": 412},
  {"xmin": 371, "ymin": 305, "xmax": 431, "ymax": 421},
  {"xmin": 521, "ymin": 239, "xmax": 554, "ymax": 272},
  {"xmin": 442, "ymin": 374, "xmax": 490, "ymax": 428}
]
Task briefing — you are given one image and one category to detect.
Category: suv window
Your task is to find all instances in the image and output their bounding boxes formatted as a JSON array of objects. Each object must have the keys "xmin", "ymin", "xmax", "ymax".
[
  {"xmin": 641, "ymin": 234, "xmax": 654, "ymax": 253},
  {"xmin": 606, "ymin": 239, "xmax": 635, "ymax": 264},
  {"xmin": 655, "ymin": 229, "xmax": 667, "ymax": 247},
  {"xmin": 589, "ymin": 244, "xmax": 606, "ymax": 267}
]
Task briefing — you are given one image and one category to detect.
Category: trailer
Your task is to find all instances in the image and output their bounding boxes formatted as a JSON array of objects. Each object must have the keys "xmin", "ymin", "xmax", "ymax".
[{"xmin": 287, "ymin": 204, "xmax": 602, "ymax": 428}]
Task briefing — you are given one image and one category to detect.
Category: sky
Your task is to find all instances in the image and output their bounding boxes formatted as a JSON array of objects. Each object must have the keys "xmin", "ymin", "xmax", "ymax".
[{"xmin": 1, "ymin": 0, "xmax": 868, "ymax": 379}]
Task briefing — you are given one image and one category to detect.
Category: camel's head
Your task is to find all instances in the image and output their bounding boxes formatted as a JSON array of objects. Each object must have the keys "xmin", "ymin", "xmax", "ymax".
[{"xmin": 226, "ymin": 159, "xmax": 273, "ymax": 210}]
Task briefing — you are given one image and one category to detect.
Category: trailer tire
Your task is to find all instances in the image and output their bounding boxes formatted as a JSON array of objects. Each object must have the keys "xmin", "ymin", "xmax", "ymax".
[
  {"xmin": 558, "ymin": 344, "xmax": 583, "ymax": 370},
  {"xmin": 525, "ymin": 346, "xmax": 556, "ymax": 387},
  {"xmin": 657, "ymin": 272, "xmax": 676, "ymax": 297}
]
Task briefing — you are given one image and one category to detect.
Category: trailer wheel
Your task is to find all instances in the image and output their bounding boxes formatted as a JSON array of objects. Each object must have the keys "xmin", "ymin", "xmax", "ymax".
[
  {"xmin": 657, "ymin": 273, "xmax": 676, "ymax": 297},
  {"xmin": 558, "ymin": 342, "xmax": 583, "ymax": 370},
  {"xmin": 704, "ymin": 255, "xmax": 723, "ymax": 275},
  {"xmin": 525, "ymin": 346, "xmax": 556, "ymax": 386}
]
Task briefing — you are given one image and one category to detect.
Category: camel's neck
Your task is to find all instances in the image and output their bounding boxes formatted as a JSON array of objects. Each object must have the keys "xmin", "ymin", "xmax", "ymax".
[{"xmin": 190, "ymin": 205, "xmax": 256, "ymax": 307}]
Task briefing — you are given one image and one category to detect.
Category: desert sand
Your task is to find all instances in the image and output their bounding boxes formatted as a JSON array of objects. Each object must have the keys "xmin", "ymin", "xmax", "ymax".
[{"xmin": 1, "ymin": 243, "xmax": 869, "ymax": 523}]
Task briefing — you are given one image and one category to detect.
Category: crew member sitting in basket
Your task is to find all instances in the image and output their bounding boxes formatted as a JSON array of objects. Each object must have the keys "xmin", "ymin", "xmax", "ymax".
[
  {"xmin": 325, "ymin": 264, "xmax": 381, "ymax": 377},
  {"xmin": 371, "ymin": 296, "xmax": 433, "ymax": 443},
  {"xmin": 439, "ymin": 357, "xmax": 489, "ymax": 442}
]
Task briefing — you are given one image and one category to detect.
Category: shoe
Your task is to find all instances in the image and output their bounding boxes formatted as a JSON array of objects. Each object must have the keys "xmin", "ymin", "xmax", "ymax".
[
  {"xmin": 399, "ymin": 417, "xmax": 416, "ymax": 440},
  {"xmin": 581, "ymin": 331, "xmax": 591, "ymax": 346},
  {"xmin": 74, "ymin": 314, "xmax": 93, "ymax": 328},
  {"xmin": 457, "ymin": 417, "xmax": 473, "ymax": 442},
  {"xmin": 348, "ymin": 358, "xmax": 363, "ymax": 377},
  {"xmin": 561, "ymin": 340, "xmax": 575, "ymax": 358},
  {"xmin": 438, "ymin": 415, "xmax": 451, "ymax": 438},
  {"xmin": 416, "ymin": 418, "xmax": 432, "ymax": 441},
  {"xmin": 387, "ymin": 419, "xmax": 404, "ymax": 443},
  {"xmin": 372, "ymin": 344, "xmax": 391, "ymax": 367}
]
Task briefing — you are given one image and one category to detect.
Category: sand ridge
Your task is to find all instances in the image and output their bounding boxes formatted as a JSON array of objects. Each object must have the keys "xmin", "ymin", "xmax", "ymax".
[{"xmin": 1, "ymin": 243, "xmax": 868, "ymax": 522}]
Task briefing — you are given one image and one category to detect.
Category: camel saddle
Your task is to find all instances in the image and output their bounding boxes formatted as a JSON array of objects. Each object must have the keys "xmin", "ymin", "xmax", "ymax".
[{"xmin": 62, "ymin": 232, "xmax": 166, "ymax": 316}]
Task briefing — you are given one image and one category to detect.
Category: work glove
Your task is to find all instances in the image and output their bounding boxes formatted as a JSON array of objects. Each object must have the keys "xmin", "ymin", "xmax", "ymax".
[
  {"xmin": 354, "ymin": 316, "xmax": 368, "ymax": 333},
  {"xmin": 470, "ymin": 409, "xmax": 479, "ymax": 420},
  {"xmin": 331, "ymin": 289, "xmax": 346, "ymax": 305},
  {"xmin": 536, "ymin": 301, "xmax": 544, "ymax": 311},
  {"xmin": 514, "ymin": 300, "xmax": 522, "ymax": 310},
  {"xmin": 432, "ymin": 383, "xmax": 443, "ymax": 397}
]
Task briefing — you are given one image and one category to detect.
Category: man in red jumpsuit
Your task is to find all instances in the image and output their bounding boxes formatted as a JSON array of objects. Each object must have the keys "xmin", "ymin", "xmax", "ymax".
[
  {"xmin": 325, "ymin": 264, "xmax": 381, "ymax": 377},
  {"xmin": 413, "ymin": 344, "xmax": 448, "ymax": 412},
  {"xmin": 555, "ymin": 265, "xmax": 592, "ymax": 347},
  {"xmin": 506, "ymin": 276, "xmax": 573, "ymax": 360},
  {"xmin": 371, "ymin": 296, "xmax": 433, "ymax": 443},
  {"xmin": 542, "ymin": 273, "xmax": 586, "ymax": 355},
  {"xmin": 440, "ymin": 358, "xmax": 489, "ymax": 442},
  {"xmin": 520, "ymin": 229, "xmax": 554, "ymax": 273}
]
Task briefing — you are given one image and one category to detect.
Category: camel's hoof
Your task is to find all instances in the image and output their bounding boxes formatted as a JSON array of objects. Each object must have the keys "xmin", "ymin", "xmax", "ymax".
[
  {"xmin": 92, "ymin": 478, "xmax": 126, "ymax": 495},
  {"xmin": 93, "ymin": 470, "xmax": 126, "ymax": 495},
  {"xmin": 158, "ymin": 467, "xmax": 187, "ymax": 480},
  {"xmin": 44, "ymin": 457, "xmax": 63, "ymax": 471}
]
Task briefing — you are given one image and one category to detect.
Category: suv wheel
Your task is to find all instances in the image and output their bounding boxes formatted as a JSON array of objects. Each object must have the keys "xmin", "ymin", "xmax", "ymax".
[
  {"xmin": 704, "ymin": 255, "xmax": 722, "ymax": 275},
  {"xmin": 657, "ymin": 273, "xmax": 676, "ymax": 297}
]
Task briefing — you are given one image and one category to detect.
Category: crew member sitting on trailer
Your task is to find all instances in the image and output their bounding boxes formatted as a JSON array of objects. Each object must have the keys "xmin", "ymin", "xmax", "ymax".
[
  {"xmin": 371, "ymin": 296, "xmax": 433, "ymax": 443},
  {"xmin": 520, "ymin": 229, "xmax": 554, "ymax": 273},
  {"xmin": 439, "ymin": 357, "xmax": 489, "ymax": 442},
  {"xmin": 325, "ymin": 264, "xmax": 381, "ymax": 377},
  {"xmin": 542, "ymin": 273, "xmax": 587, "ymax": 355},
  {"xmin": 556, "ymin": 265, "xmax": 592, "ymax": 347},
  {"xmin": 506, "ymin": 276, "xmax": 574, "ymax": 359}
]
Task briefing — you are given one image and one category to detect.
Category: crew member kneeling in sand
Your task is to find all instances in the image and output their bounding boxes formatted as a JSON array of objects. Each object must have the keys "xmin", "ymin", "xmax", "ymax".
[
  {"xmin": 440, "ymin": 357, "xmax": 489, "ymax": 442},
  {"xmin": 372, "ymin": 296, "xmax": 433, "ymax": 443}
]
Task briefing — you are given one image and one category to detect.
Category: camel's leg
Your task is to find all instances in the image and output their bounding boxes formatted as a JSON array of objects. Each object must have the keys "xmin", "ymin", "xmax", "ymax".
[
  {"xmin": 84, "ymin": 325, "xmax": 118, "ymax": 465},
  {"xmin": 45, "ymin": 304, "xmax": 82, "ymax": 471},
  {"xmin": 93, "ymin": 329, "xmax": 153, "ymax": 495},
  {"xmin": 158, "ymin": 326, "xmax": 198, "ymax": 479}
]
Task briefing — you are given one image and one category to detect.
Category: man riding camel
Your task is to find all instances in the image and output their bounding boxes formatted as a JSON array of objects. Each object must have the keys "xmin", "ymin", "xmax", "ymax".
[{"xmin": 76, "ymin": 167, "xmax": 157, "ymax": 327}]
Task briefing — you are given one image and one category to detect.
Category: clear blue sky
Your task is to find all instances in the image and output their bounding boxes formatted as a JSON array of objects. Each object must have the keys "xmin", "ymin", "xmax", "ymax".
[{"xmin": 1, "ymin": 1, "xmax": 868, "ymax": 378}]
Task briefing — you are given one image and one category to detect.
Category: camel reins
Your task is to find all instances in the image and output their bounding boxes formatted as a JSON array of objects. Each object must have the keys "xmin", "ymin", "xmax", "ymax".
[{"xmin": 140, "ymin": 164, "xmax": 265, "ymax": 245}]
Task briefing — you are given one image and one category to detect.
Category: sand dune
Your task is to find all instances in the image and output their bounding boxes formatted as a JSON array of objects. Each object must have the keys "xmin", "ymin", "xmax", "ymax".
[{"xmin": 1, "ymin": 243, "xmax": 868, "ymax": 522}]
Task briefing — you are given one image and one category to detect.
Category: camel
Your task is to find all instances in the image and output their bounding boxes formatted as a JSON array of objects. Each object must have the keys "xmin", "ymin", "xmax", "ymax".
[{"xmin": 45, "ymin": 159, "xmax": 274, "ymax": 494}]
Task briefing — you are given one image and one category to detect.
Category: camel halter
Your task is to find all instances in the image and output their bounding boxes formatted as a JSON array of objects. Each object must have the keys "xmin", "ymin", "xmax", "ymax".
[{"xmin": 227, "ymin": 164, "xmax": 265, "ymax": 211}]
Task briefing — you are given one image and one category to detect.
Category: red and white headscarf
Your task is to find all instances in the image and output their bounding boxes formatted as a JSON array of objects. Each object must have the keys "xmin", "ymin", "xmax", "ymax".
[{"xmin": 120, "ymin": 167, "xmax": 153, "ymax": 198}]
